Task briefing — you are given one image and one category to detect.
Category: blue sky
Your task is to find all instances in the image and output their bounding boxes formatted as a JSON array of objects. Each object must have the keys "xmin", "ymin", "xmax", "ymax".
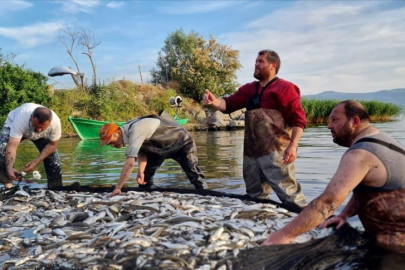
[{"xmin": 1, "ymin": 0, "xmax": 404, "ymax": 95}]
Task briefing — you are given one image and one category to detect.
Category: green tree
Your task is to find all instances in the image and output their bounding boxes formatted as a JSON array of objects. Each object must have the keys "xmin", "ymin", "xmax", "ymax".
[
  {"xmin": 0, "ymin": 59, "xmax": 51, "ymax": 126},
  {"xmin": 151, "ymin": 29, "xmax": 241, "ymax": 101}
]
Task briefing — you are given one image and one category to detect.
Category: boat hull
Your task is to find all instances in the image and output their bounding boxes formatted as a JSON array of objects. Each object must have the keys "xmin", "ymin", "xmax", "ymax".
[{"xmin": 68, "ymin": 116, "xmax": 188, "ymax": 140}]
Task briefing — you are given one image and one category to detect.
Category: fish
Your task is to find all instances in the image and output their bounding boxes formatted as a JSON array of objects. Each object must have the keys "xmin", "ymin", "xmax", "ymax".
[{"xmin": 0, "ymin": 189, "xmax": 333, "ymax": 269}]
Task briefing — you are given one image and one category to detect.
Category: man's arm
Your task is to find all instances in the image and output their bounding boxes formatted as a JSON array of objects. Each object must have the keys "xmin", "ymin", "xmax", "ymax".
[
  {"xmin": 23, "ymin": 140, "xmax": 59, "ymax": 172},
  {"xmin": 319, "ymin": 195, "xmax": 357, "ymax": 229},
  {"xmin": 5, "ymin": 137, "xmax": 21, "ymax": 180},
  {"xmin": 109, "ymin": 157, "xmax": 136, "ymax": 197},
  {"xmin": 262, "ymin": 150, "xmax": 370, "ymax": 245},
  {"xmin": 136, "ymin": 155, "xmax": 147, "ymax": 185},
  {"xmin": 283, "ymin": 126, "xmax": 303, "ymax": 164},
  {"xmin": 204, "ymin": 89, "xmax": 226, "ymax": 112}
]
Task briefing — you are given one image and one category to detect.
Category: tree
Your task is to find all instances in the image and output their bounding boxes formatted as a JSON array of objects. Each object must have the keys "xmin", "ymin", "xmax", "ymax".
[
  {"xmin": 151, "ymin": 29, "xmax": 241, "ymax": 101},
  {"xmin": 58, "ymin": 23, "xmax": 100, "ymax": 91},
  {"xmin": 0, "ymin": 57, "xmax": 51, "ymax": 125},
  {"xmin": 79, "ymin": 28, "xmax": 100, "ymax": 87},
  {"xmin": 0, "ymin": 48, "xmax": 17, "ymax": 66}
]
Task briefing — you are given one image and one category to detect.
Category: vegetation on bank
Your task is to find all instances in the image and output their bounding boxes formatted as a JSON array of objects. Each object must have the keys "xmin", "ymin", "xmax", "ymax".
[
  {"xmin": 46, "ymin": 81, "xmax": 204, "ymax": 136},
  {"xmin": 0, "ymin": 61, "xmax": 51, "ymax": 126},
  {"xmin": 37, "ymin": 83, "xmax": 405, "ymax": 136},
  {"xmin": 1, "ymin": 50, "xmax": 401, "ymax": 137},
  {"xmin": 302, "ymin": 98, "xmax": 402, "ymax": 123}
]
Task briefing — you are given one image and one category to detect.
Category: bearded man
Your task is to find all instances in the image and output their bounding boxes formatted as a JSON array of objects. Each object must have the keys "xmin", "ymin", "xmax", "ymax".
[{"xmin": 204, "ymin": 49, "xmax": 307, "ymax": 209}]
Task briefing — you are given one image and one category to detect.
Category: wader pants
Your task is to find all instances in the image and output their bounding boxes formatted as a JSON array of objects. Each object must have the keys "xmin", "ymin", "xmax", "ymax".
[
  {"xmin": 0, "ymin": 126, "xmax": 63, "ymax": 188},
  {"xmin": 142, "ymin": 140, "xmax": 207, "ymax": 189},
  {"xmin": 136, "ymin": 110, "xmax": 207, "ymax": 189},
  {"xmin": 243, "ymin": 108, "xmax": 307, "ymax": 208},
  {"xmin": 354, "ymin": 187, "xmax": 405, "ymax": 253}
]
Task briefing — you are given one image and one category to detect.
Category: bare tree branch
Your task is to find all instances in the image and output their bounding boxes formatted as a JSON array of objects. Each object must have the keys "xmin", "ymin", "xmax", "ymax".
[
  {"xmin": 57, "ymin": 22, "xmax": 85, "ymax": 91},
  {"xmin": 79, "ymin": 28, "xmax": 100, "ymax": 87}
]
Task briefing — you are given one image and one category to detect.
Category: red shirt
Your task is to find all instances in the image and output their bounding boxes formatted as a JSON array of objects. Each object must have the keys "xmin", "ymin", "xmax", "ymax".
[{"xmin": 223, "ymin": 78, "xmax": 307, "ymax": 129}]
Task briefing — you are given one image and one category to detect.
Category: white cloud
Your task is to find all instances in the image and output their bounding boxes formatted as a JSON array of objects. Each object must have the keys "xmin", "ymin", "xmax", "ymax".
[
  {"xmin": 0, "ymin": 0, "xmax": 32, "ymax": 16},
  {"xmin": 222, "ymin": 1, "xmax": 405, "ymax": 94},
  {"xmin": 394, "ymin": 67, "xmax": 405, "ymax": 77},
  {"xmin": 157, "ymin": 0, "xmax": 244, "ymax": 15},
  {"xmin": 106, "ymin": 1, "xmax": 125, "ymax": 9},
  {"xmin": 0, "ymin": 22, "xmax": 60, "ymax": 48},
  {"xmin": 58, "ymin": 0, "xmax": 101, "ymax": 14}
]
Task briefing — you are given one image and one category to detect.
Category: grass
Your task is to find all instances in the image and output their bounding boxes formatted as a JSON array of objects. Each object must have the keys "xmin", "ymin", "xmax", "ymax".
[
  {"xmin": 45, "ymin": 81, "xmax": 203, "ymax": 136},
  {"xmin": 301, "ymin": 98, "xmax": 402, "ymax": 124}
]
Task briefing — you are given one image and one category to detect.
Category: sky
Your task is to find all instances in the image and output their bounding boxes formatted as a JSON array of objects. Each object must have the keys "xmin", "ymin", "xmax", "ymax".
[{"xmin": 0, "ymin": 0, "xmax": 404, "ymax": 95}]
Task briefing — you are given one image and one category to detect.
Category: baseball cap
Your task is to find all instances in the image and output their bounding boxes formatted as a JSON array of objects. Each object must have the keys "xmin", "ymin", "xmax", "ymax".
[{"xmin": 99, "ymin": 123, "xmax": 119, "ymax": 147}]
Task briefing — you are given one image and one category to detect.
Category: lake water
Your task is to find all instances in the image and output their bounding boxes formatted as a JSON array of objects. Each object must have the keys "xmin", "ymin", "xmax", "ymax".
[{"xmin": 13, "ymin": 114, "xmax": 405, "ymax": 229}]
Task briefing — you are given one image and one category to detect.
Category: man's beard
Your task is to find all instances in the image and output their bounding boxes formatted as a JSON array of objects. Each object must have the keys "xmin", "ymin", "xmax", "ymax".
[
  {"xmin": 254, "ymin": 72, "xmax": 262, "ymax": 80},
  {"xmin": 332, "ymin": 122, "xmax": 353, "ymax": 147}
]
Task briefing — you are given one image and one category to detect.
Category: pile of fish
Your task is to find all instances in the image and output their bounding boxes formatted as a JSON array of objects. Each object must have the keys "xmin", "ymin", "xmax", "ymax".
[{"xmin": 0, "ymin": 188, "xmax": 332, "ymax": 269}]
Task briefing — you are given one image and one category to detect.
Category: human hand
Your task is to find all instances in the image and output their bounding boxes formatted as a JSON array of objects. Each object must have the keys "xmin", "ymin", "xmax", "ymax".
[
  {"xmin": 137, "ymin": 172, "xmax": 146, "ymax": 185},
  {"xmin": 283, "ymin": 144, "xmax": 297, "ymax": 164},
  {"xmin": 23, "ymin": 160, "xmax": 38, "ymax": 172},
  {"xmin": 109, "ymin": 188, "xmax": 122, "ymax": 198},
  {"xmin": 7, "ymin": 168, "xmax": 20, "ymax": 180},
  {"xmin": 203, "ymin": 89, "xmax": 216, "ymax": 105},
  {"xmin": 261, "ymin": 230, "xmax": 293, "ymax": 246},
  {"xmin": 319, "ymin": 215, "xmax": 347, "ymax": 229}
]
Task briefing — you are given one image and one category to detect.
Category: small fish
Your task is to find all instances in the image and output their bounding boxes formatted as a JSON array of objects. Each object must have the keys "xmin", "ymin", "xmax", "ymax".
[{"xmin": 209, "ymin": 227, "xmax": 224, "ymax": 242}]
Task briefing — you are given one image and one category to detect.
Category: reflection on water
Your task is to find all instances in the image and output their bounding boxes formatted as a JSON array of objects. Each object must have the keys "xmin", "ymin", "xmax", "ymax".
[{"xmin": 13, "ymin": 115, "xmax": 405, "ymax": 228}]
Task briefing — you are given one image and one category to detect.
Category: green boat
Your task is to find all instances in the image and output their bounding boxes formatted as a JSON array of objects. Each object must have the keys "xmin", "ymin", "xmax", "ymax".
[{"xmin": 68, "ymin": 115, "xmax": 188, "ymax": 140}]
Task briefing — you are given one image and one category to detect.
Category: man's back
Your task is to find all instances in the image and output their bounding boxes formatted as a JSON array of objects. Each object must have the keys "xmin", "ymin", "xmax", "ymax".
[{"xmin": 4, "ymin": 103, "xmax": 61, "ymax": 141}]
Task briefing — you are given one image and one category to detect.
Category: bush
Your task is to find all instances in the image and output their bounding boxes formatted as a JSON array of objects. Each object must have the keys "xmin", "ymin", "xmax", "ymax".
[
  {"xmin": 0, "ymin": 62, "xmax": 51, "ymax": 129},
  {"xmin": 49, "ymin": 80, "xmax": 197, "ymax": 137}
]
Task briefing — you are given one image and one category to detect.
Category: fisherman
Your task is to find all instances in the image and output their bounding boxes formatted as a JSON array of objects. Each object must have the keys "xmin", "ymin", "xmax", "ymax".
[
  {"xmin": 262, "ymin": 100, "xmax": 405, "ymax": 253},
  {"xmin": 99, "ymin": 110, "xmax": 208, "ymax": 197},
  {"xmin": 0, "ymin": 103, "xmax": 63, "ymax": 189},
  {"xmin": 204, "ymin": 49, "xmax": 307, "ymax": 208}
]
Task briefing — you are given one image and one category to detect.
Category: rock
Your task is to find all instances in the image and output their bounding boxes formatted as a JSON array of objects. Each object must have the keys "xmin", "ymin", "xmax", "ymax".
[{"xmin": 205, "ymin": 109, "xmax": 245, "ymax": 129}]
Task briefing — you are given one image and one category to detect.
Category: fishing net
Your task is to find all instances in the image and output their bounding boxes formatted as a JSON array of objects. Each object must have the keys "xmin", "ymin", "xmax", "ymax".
[
  {"xmin": 62, "ymin": 183, "xmax": 405, "ymax": 269},
  {"xmin": 3, "ymin": 182, "xmax": 405, "ymax": 269},
  {"xmin": 232, "ymin": 224, "xmax": 405, "ymax": 270}
]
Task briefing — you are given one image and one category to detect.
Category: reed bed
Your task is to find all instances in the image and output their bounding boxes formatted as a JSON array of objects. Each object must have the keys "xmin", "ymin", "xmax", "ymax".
[{"xmin": 301, "ymin": 99, "xmax": 402, "ymax": 124}]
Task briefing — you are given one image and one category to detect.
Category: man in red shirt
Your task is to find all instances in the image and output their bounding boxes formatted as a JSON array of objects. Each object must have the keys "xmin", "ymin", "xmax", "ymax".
[{"xmin": 204, "ymin": 49, "xmax": 307, "ymax": 208}]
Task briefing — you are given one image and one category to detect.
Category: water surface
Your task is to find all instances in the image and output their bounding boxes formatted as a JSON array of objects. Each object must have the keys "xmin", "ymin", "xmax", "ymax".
[{"xmin": 14, "ymin": 115, "xmax": 405, "ymax": 229}]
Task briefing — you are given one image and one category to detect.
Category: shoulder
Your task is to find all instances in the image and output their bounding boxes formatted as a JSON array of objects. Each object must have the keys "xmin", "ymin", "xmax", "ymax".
[
  {"xmin": 128, "ymin": 117, "xmax": 159, "ymax": 131},
  {"xmin": 275, "ymin": 78, "xmax": 298, "ymax": 88},
  {"xmin": 10, "ymin": 103, "xmax": 39, "ymax": 115},
  {"xmin": 274, "ymin": 78, "xmax": 300, "ymax": 95},
  {"xmin": 238, "ymin": 81, "xmax": 257, "ymax": 91},
  {"xmin": 51, "ymin": 110, "xmax": 61, "ymax": 125},
  {"xmin": 342, "ymin": 147, "xmax": 377, "ymax": 168},
  {"xmin": 21, "ymin": 103, "xmax": 42, "ymax": 112}
]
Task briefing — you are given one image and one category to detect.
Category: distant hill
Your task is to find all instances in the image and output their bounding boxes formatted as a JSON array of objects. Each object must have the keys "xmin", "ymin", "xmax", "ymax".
[{"xmin": 303, "ymin": 88, "xmax": 405, "ymax": 111}]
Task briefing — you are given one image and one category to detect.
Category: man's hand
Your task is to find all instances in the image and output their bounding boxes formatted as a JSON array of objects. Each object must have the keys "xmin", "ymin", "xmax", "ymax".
[
  {"xmin": 137, "ymin": 172, "xmax": 146, "ymax": 185},
  {"xmin": 283, "ymin": 144, "xmax": 297, "ymax": 164},
  {"xmin": 23, "ymin": 160, "xmax": 39, "ymax": 172},
  {"xmin": 7, "ymin": 168, "xmax": 20, "ymax": 180},
  {"xmin": 261, "ymin": 230, "xmax": 293, "ymax": 246},
  {"xmin": 203, "ymin": 89, "xmax": 225, "ymax": 111},
  {"xmin": 109, "ymin": 188, "xmax": 122, "ymax": 198},
  {"xmin": 319, "ymin": 215, "xmax": 347, "ymax": 229},
  {"xmin": 203, "ymin": 89, "xmax": 216, "ymax": 105}
]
